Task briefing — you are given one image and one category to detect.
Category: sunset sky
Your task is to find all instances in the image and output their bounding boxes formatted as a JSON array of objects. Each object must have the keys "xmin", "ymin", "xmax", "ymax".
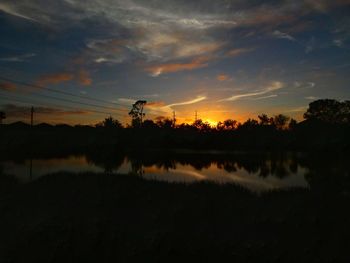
[{"xmin": 0, "ymin": 0, "xmax": 349, "ymax": 125}]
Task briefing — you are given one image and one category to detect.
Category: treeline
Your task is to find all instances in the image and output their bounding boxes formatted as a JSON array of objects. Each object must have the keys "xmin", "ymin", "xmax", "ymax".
[
  {"xmin": 128, "ymin": 98, "xmax": 350, "ymax": 131},
  {"xmin": 1, "ymin": 99, "xmax": 350, "ymax": 153},
  {"xmin": 3, "ymin": 99, "xmax": 350, "ymax": 131}
]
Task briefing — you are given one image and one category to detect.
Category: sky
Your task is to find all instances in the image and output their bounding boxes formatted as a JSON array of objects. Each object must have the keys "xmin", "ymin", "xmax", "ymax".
[{"xmin": 0, "ymin": 0, "xmax": 349, "ymax": 125}]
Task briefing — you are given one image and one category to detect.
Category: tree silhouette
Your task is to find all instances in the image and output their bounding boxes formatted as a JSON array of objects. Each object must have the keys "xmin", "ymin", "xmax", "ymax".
[
  {"xmin": 304, "ymin": 99, "xmax": 342, "ymax": 123},
  {"xmin": 224, "ymin": 119, "xmax": 237, "ymax": 130},
  {"xmin": 258, "ymin": 114, "xmax": 273, "ymax": 126},
  {"xmin": 193, "ymin": 119, "xmax": 212, "ymax": 132},
  {"xmin": 288, "ymin": 118, "xmax": 298, "ymax": 130},
  {"xmin": 129, "ymin": 100, "xmax": 147, "ymax": 128},
  {"xmin": 240, "ymin": 118, "xmax": 259, "ymax": 129},
  {"xmin": 142, "ymin": 119, "xmax": 158, "ymax": 129},
  {"xmin": 340, "ymin": 100, "xmax": 350, "ymax": 123},
  {"xmin": 273, "ymin": 114, "xmax": 290, "ymax": 130},
  {"xmin": 156, "ymin": 117, "xmax": 173, "ymax": 129},
  {"xmin": 97, "ymin": 116, "xmax": 122, "ymax": 129}
]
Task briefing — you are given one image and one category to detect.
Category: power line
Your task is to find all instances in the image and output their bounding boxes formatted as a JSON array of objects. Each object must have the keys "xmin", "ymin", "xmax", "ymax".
[
  {"xmin": 0, "ymin": 76, "xmax": 131, "ymax": 109},
  {"xmin": 0, "ymin": 75, "xmax": 211, "ymax": 119},
  {"xmin": 0, "ymin": 76, "xmax": 214, "ymax": 123},
  {"xmin": 26, "ymin": 91, "xmax": 127, "ymax": 113},
  {"xmin": 0, "ymin": 86, "xmax": 128, "ymax": 114},
  {"xmin": 0, "ymin": 93, "xmax": 126, "ymax": 117}
]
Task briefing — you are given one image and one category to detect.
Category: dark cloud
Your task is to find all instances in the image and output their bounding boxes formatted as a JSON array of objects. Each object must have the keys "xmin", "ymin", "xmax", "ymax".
[
  {"xmin": 36, "ymin": 70, "xmax": 92, "ymax": 86},
  {"xmin": 0, "ymin": 82, "xmax": 16, "ymax": 91},
  {"xmin": 36, "ymin": 73, "xmax": 74, "ymax": 86}
]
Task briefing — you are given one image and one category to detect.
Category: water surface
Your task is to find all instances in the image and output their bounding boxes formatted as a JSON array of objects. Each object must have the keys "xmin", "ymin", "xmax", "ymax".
[{"xmin": 0, "ymin": 152, "xmax": 311, "ymax": 193}]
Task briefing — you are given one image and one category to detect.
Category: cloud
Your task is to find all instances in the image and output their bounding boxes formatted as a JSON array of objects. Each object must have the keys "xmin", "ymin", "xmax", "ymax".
[
  {"xmin": 225, "ymin": 48, "xmax": 255, "ymax": 57},
  {"xmin": 37, "ymin": 73, "xmax": 74, "ymax": 86},
  {"xmin": 304, "ymin": 0, "xmax": 350, "ymax": 12},
  {"xmin": 146, "ymin": 56, "xmax": 210, "ymax": 76},
  {"xmin": 220, "ymin": 81, "xmax": 284, "ymax": 102},
  {"xmin": 0, "ymin": 3, "xmax": 37, "ymax": 21},
  {"xmin": 37, "ymin": 70, "xmax": 92, "ymax": 86},
  {"xmin": 0, "ymin": 53, "xmax": 36, "ymax": 62},
  {"xmin": 175, "ymin": 18, "xmax": 236, "ymax": 29},
  {"xmin": 272, "ymin": 30, "xmax": 296, "ymax": 41},
  {"xmin": 294, "ymin": 81, "xmax": 316, "ymax": 89},
  {"xmin": 86, "ymin": 38, "xmax": 131, "ymax": 64},
  {"xmin": 94, "ymin": 57, "xmax": 108, "ymax": 63},
  {"xmin": 305, "ymin": 36, "xmax": 316, "ymax": 53},
  {"xmin": 1, "ymin": 0, "xmax": 349, "ymax": 77},
  {"xmin": 333, "ymin": 39, "xmax": 343, "ymax": 47},
  {"xmin": 77, "ymin": 70, "xmax": 92, "ymax": 86},
  {"xmin": 0, "ymin": 82, "xmax": 16, "ymax": 91},
  {"xmin": 144, "ymin": 96, "xmax": 207, "ymax": 118},
  {"xmin": 305, "ymin": 96, "xmax": 319, "ymax": 100},
  {"xmin": 143, "ymin": 96, "xmax": 207, "ymax": 116},
  {"xmin": 252, "ymin": 94, "xmax": 278, "ymax": 100},
  {"xmin": 0, "ymin": 104, "xmax": 89, "ymax": 118},
  {"xmin": 217, "ymin": 74, "xmax": 230, "ymax": 81},
  {"xmin": 284, "ymin": 106, "xmax": 307, "ymax": 113},
  {"xmin": 167, "ymin": 96, "xmax": 207, "ymax": 107}
]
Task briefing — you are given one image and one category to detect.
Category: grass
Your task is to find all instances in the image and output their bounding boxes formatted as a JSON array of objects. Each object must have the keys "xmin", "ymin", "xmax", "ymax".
[{"xmin": 0, "ymin": 171, "xmax": 349, "ymax": 262}]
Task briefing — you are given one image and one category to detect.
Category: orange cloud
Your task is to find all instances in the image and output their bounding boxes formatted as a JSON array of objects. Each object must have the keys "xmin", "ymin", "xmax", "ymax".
[
  {"xmin": 37, "ymin": 70, "xmax": 92, "ymax": 86},
  {"xmin": 37, "ymin": 73, "xmax": 74, "ymax": 86},
  {"xmin": 217, "ymin": 74, "xmax": 229, "ymax": 81},
  {"xmin": 226, "ymin": 48, "xmax": 255, "ymax": 57},
  {"xmin": 146, "ymin": 56, "xmax": 210, "ymax": 76},
  {"xmin": 0, "ymin": 82, "xmax": 16, "ymax": 91},
  {"xmin": 78, "ymin": 70, "xmax": 92, "ymax": 86}
]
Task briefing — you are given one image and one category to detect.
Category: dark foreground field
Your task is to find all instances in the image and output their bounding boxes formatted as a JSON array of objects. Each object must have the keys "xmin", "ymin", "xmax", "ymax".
[{"xmin": 1, "ymin": 170, "xmax": 349, "ymax": 263}]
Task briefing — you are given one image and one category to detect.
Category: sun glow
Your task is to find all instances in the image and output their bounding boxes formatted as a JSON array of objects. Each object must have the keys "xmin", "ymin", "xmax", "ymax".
[{"xmin": 204, "ymin": 119, "xmax": 218, "ymax": 127}]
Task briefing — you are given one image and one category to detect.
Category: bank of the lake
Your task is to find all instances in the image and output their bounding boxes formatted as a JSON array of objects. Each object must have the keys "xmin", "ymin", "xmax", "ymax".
[{"xmin": 0, "ymin": 169, "xmax": 349, "ymax": 262}]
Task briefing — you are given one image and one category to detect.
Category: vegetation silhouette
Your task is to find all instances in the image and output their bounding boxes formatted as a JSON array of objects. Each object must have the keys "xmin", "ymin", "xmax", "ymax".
[
  {"xmin": 1, "ymin": 99, "xmax": 350, "ymax": 158},
  {"xmin": 129, "ymin": 100, "xmax": 147, "ymax": 128},
  {"xmin": 304, "ymin": 99, "xmax": 350, "ymax": 123},
  {"xmin": 96, "ymin": 116, "xmax": 123, "ymax": 129}
]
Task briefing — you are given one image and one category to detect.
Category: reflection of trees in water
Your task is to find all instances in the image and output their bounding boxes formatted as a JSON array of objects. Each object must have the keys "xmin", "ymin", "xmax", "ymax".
[
  {"xmin": 216, "ymin": 154, "xmax": 299, "ymax": 179},
  {"xmin": 130, "ymin": 159, "xmax": 144, "ymax": 175},
  {"xmin": 84, "ymin": 150, "xmax": 350, "ymax": 187},
  {"xmin": 126, "ymin": 152, "xmax": 302, "ymax": 179},
  {"xmin": 217, "ymin": 161, "xmax": 237, "ymax": 173},
  {"xmin": 85, "ymin": 151, "xmax": 125, "ymax": 174}
]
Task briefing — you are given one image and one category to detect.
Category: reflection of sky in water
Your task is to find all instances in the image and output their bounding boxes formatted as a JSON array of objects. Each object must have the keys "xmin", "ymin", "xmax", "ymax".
[
  {"xmin": 1, "ymin": 155, "xmax": 309, "ymax": 193},
  {"xmin": 142, "ymin": 164, "xmax": 309, "ymax": 193}
]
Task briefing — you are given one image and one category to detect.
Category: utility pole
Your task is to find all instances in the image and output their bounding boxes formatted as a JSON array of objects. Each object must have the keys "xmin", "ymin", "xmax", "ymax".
[
  {"xmin": 31, "ymin": 106, "xmax": 34, "ymax": 127},
  {"xmin": 173, "ymin": 111, "xmax": 176, "ymax": 127},
  {"xmin": 195, "ymin": 110, "xmax": 198, "ymax": 122}
]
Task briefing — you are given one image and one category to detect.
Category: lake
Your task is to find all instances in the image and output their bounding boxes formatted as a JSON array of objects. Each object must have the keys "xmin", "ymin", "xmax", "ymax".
[{"xmin": 0, "ymin": 151, "xmax": 312, "ymax": 193}]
